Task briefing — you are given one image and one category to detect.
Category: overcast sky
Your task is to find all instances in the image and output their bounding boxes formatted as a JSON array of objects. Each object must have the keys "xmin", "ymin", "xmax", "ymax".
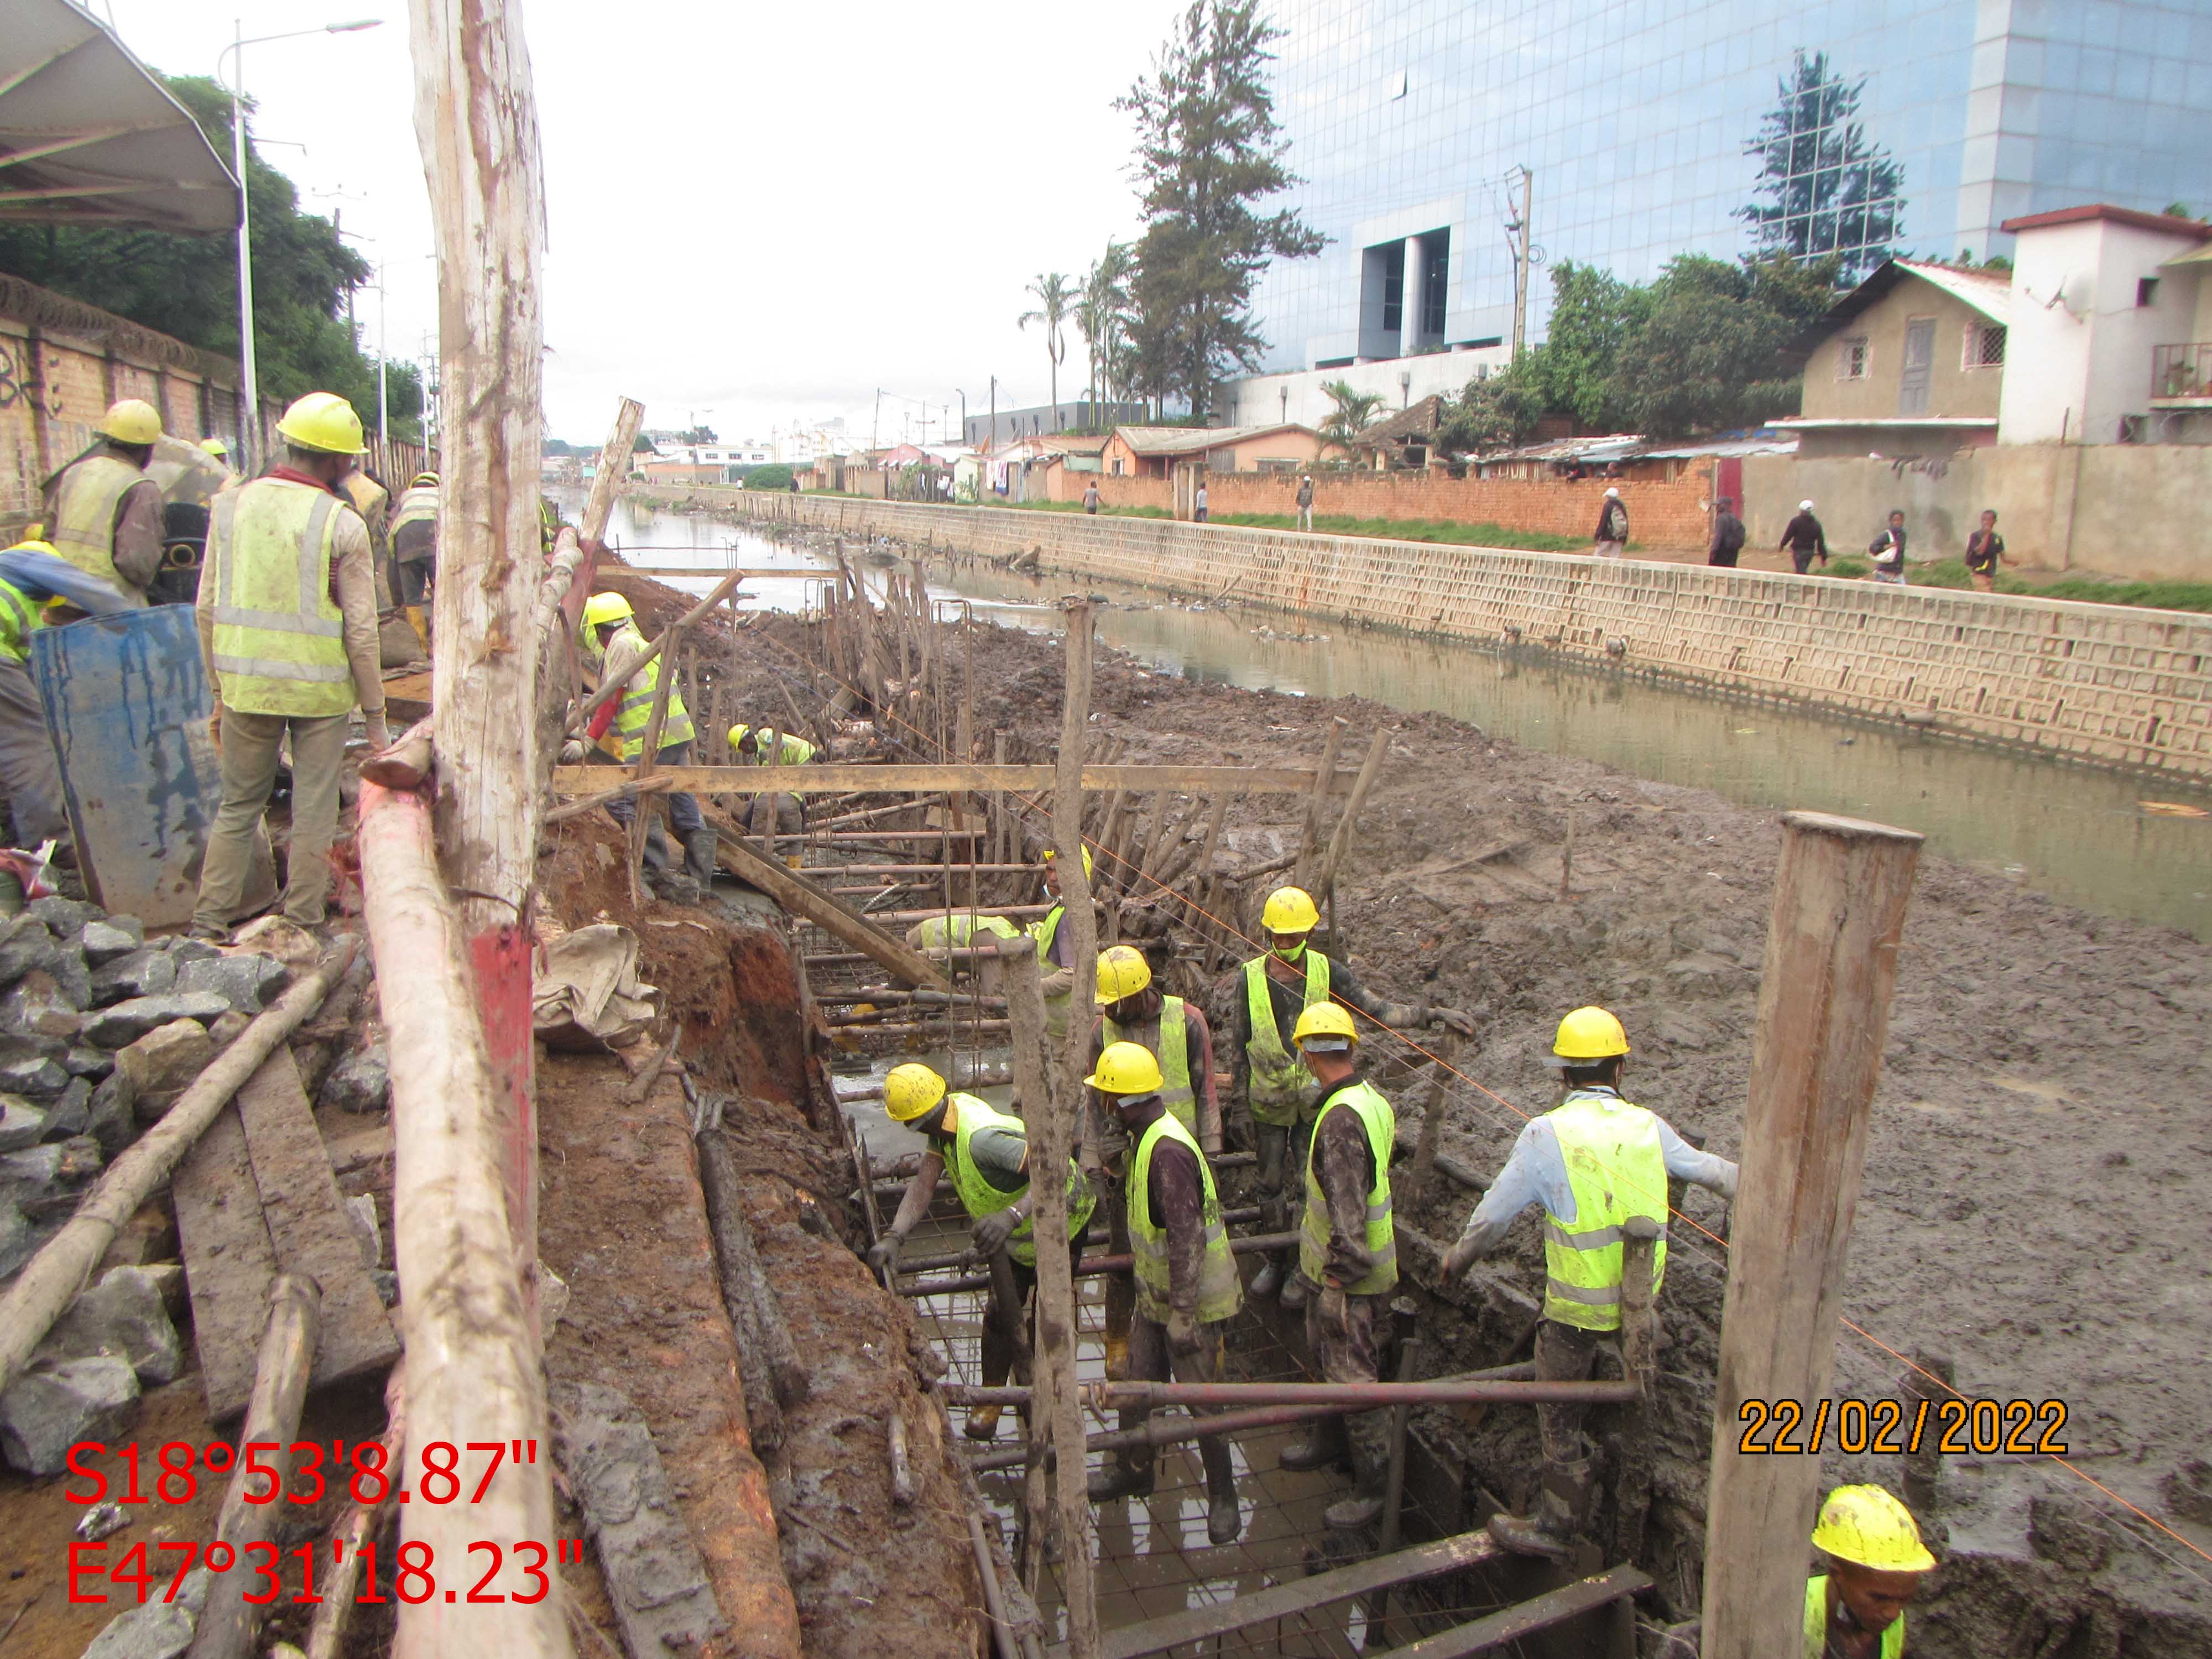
[{"xmin": 101, "ymin": 0, "xmax": 1193, "ymax": 445}]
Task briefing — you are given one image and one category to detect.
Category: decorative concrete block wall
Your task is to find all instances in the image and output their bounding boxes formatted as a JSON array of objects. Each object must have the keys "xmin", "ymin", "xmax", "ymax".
[{"xmin": 704, "ymin": 488, "xmax": 2212, "ymax": 778}]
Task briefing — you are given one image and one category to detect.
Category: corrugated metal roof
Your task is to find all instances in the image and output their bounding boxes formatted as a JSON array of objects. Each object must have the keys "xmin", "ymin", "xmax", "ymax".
[
  {"xmin": 1892, "ymin": 259, "xmax": 2012, "ymax": 325},
  {"xmin": 1113, "ymin": 424, "xmax": 1313, "ymax": 455}
]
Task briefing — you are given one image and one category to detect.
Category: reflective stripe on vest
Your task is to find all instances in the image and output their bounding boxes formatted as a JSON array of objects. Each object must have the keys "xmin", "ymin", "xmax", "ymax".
[
  {"xmin": 207, "ymin": 482, "xmax": 356, "ymax": 716},
  {"xmin": 1243, "ymin": 952, "xmax": 1331, "ymax": 1127},
  {"xmin": 592, "ymin": 623, "xmax": 694, "ymax": 759},
  {"xmin": 739, "ymin": 729, "xmax": 817, "ymax": 766},
  {"xmin": 913, "ymin": 914, "xmax": 1018, "ymax": 949},
  {"xmin": 943, "ymin": 1095, "xmax": 1095, "ymax": 1268},
  {"xmin": 390, "ymin": 486, "xmax": 439, "ymax": 532},
  {"xmin": 1105, "ymin": 995, "xmax": 1194, "ymax": 1133},
  {"xmin": 1541, "ymin": 1089, "xmax": 1668, "ymax": 1333},
  {"xmin": 1297, "ymin": 1078, "xmax": 1397, "ymax": 1296},
  {"xmin": 1128, "ymin": 1112, "xmax": 1240, "ymax": 1324},
  {"xmin": 1033, "ymin": 906, "xmax": 1073, "ymax": 1040},
  {"xmin": 1803, "ymin": 1577, "xmax": 1904, "ymax": 1659},
  {"xmin": 49, "ymin": 454, "xmax": 143, "ymax": 587},
  {"xmin": 0, "ymin": 581, "xmax": 40, "ymax": 665}
]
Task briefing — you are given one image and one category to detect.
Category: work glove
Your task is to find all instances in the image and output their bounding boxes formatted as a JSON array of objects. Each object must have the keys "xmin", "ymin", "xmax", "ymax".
[
  {"xmin": 865, "ymin": 1233, "xmax": 905, "ymax": 1276},
  {"xmin": 1317, "ymin": 1283, "xmax": 1349, "ymax": 1332},
  {"xmin": 362, "ymin": 712, "xmax": 392, "ymax": 753},
  {"xmin": 1166, "ymin": 1309, "xmax": 1200, "ymax": 1358},
  {"xmin": 971, "ymin": 1209, "xmax": 1020, "ymax": 1258},
  {"xmin": 1428, "ymin": 1007, "xmax": 1476, "ymax": 1037},
  {"xmin": 559, "ymin": 738, "xmax": 587, "ymax": 764}
]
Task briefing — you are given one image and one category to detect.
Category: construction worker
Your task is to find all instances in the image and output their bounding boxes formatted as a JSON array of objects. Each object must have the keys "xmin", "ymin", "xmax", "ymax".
[
  {"xmin": 1441, "ymin": 1006, "xmax": 1739, "ymax": 1557},
  {"xmin": 191, "ymin": 393, "xmax": 389, "ymax": 937},
  {"xmin": 1237, "ymin": 884, "xmax": 1473, "ymax": 1307},
  {"xmin": 570, "ymin": 592, "xmax": 717, "ymax": 904},
  {"xmin": 1080, "ymin": 944, "xmax": 1220, "ymax": 1378},
  {"xmin": 1281, "ymin": 1001, "xmax": 1399, "ymax": 1530},
  {"xmin": 41, "ymin": 399, "xmax": 165, "ymax": 605},
  {"xmin": 1805, "ymin": 1485, "xmax": 1933, "ymax": 1658},
  {"xmin": 0, "ymin": 538, "xmax": 132, "ymax": 847},
  {"xmin": 389, "ymin": 471, "xmax": 439, "ymax": 653},
  {"xmin": 1082, "ymin": 1041, "xmax": 1242, "ymax": 1543},
  {"xmin": 1032, "ymin": 843, "xmax": 1094, "ymax": 1042},
  {"xmin": 200, "ymin": 437, "xmax": 239, "ymax": 483},
  {"xmin": 727, "ymin": 722, "xmax": 818, "ymax": 766},
  {"xmin": 868, "ymin": 1062, "xmax": 1095, "ymax": 1441}
]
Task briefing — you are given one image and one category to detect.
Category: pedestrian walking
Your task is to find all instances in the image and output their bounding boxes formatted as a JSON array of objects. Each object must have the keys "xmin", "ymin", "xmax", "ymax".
[
  {"xmin": 1964, "ymin": 510, "xmax": 2005, "ymax": 593},
  {"xmin": 1781, "ymin": 500, "xmax": 1829, "ymax": 575},
  {"xmin": 1082, "ymin": 481, "xmax": 1102, "ymax": 515},
  {"xmin": 1591, "ymin": 487, "xmax": 1627, "ymax": 559},
  {"xmin": 1708, "ymin": 495, "xmax": 1747, "ymax": 568},
  {"xmin": 1869, "ymin": 509, "xmax": 1908, "ymax": 586},
  {"xmin": 1296, "ymin": 473, "xmax": 1315, "ymax": 531},
  {"xmin": 1194, "ymin": 481, "xmax": 1209, "ymax": 523}
]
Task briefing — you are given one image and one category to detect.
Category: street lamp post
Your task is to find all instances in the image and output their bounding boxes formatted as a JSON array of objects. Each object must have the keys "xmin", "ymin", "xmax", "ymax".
[{"xmin": 218, "ymin": 17, "xmax": 382, "ymax": 468}]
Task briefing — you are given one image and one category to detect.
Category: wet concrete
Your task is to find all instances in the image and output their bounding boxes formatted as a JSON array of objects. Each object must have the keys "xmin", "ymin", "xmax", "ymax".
[{"xmin": 588, "ymin": 495, "xmax": 2212, "ymax": 942}]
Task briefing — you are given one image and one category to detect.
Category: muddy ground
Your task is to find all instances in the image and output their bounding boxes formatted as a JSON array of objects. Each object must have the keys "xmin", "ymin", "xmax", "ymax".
[{"xmin": 622, "ymin": 534, "xmax": 2212, "ymax": 1655}]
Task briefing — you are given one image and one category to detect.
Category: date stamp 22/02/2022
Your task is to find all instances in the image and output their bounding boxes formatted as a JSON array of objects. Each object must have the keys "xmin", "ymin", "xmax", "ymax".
[{"xmin": 1736, "ymin": 1397, "xmax": 2069, "ymax": 1457}]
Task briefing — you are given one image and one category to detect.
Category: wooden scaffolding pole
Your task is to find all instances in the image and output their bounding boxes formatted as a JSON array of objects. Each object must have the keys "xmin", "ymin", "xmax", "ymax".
[
  {"xmin": 359, "ymin": 780, "xmax": 570, "ymax": 1658},
  {"xmin": 413, "ymin": 0, "xmax": 547, "ymax": 1272},
  {"xmin": 1700, "ymin": 811, "xmax": 1922, "ymax": 1659}
]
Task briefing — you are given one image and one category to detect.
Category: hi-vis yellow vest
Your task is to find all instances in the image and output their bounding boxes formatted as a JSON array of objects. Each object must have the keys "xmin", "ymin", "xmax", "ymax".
[
  {"xmin": 1542, "ymin": 1089, "xmax": 1668, "ymax": 1333},
  {"xmin": 1129, "ymin": 1112, "xmax": 1240, "ymax": 1323},
  {"xmin": 1804, "ymin": 1577, "xmax": 1904, "ymax": 1659},
  {"xmin": 1105, "ymin": 995, "xmax": 1194, "ymax": 1133},
  {"xmin": 206, "ymin": 480, "xmax": 356, "ymax": 717},
  {"xmin": 1297, "ymin": 1078, "xmax": 1397, "ymax": 1296},
  {"xmin": 589, "ymin": 622, "xmax": 694, "ymax": 760},
  {"xmin": 940, "ymin": 1095, "xmax": 1095, "ymax": 1269},
  {"xmin": 0, "ymin": 580, "xmax": 42, "ymax": 666},
  {"xmin": 1243, "ymin": 951, "xmax": 1331, "ymax": 1127},
  {"xmin": 390, "ymin": 484, "xmax": 439, "ymax": 540},
  {"xmin": 49, "ymin": 453, "xmax": 144, "ymax": 592}
]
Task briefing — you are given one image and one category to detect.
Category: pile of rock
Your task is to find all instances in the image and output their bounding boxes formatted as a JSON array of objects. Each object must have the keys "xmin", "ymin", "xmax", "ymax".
[{"xmin": 0, "ymin": 894, "xmax": 295, "ymax": 1475}]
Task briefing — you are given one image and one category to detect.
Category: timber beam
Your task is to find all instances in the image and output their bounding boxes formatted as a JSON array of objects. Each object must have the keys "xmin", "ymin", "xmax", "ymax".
[{"xmin": 551, "ymin": 763, "xmax": 1363, "ymax": 797}]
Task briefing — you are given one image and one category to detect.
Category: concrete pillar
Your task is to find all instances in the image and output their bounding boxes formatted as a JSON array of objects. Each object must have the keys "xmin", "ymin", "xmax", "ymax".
[{"xmin": 1402, "ymin": 234, "xmax": 1427, "ymax": 358}]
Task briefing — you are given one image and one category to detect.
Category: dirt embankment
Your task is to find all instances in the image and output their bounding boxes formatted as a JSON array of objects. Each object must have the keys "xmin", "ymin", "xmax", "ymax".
[{"xmin": 691, "ymin": 572, "xmax": 2212, "ymax": 1653}]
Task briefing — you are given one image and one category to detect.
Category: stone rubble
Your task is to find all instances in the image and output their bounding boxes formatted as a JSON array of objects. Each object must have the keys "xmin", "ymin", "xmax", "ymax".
[
  {"xmin": 0, "ymin": 1352, "xmax": 139, "ymax": 1474},
  {"xmin": 320, "ymin": 1041, "xmax": 391, "ymax": 1114}
]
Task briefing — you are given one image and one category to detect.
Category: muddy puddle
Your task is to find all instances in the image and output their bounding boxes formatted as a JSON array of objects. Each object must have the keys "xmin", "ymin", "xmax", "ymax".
[{"xmin": 593, "ymin": 495, "xmax": 2212, "ymax": 942}]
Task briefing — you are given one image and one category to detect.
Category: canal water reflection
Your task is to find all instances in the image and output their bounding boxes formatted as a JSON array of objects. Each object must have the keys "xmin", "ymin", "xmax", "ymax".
[{"xmin": 597, "ymin": 495, "xmax": 2212, "ymax": 940}]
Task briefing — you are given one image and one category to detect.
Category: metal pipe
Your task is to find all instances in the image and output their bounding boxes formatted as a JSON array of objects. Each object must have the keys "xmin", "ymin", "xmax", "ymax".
[
  {"xmin": 894, "ymin": 1207, "xmax": 1262, "ymax": 1274},
  {"xmin": 963, "ymin": 1397, "xmax": 1415, "ymax": 1475},
  {"xmin": 966, "ymin": 1510, "xmax": 1020, "ymax": 1659},
  {"xmin": 899, "ymin": 1232, "xmax": 1301, "ymax": 1297},
  {"xmin": 942, "ymin": 1375, "xmax": 1637, "ymax": 1409}
]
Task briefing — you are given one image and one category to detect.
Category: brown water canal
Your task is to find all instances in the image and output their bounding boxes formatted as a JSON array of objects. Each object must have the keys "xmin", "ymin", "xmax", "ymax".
[{"xmin": 595, "ymin": 495, "xmax": 2212, "ymax": 941}]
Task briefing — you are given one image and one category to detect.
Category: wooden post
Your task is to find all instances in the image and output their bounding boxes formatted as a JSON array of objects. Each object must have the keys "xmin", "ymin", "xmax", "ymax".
[
  {"xmin": 1293, "ymin": 717, "xmax": 1348, "ymax": 892},
  {"xmin": 185, "ymin": 1274, "xmax": 322, "ymax": 1659},
  {"xmin": 1001, "ymin": 934, "xmax": 1056, "ymax": 1589},
  {"xmin": 1700, "ymin": 811, "xmax": 1922, "ymax": 1659},
  {"xmin": 413, "ymin": 0, "xmax": 548, "ymax": 1276},
  {"xmin": 1312, "ymin": 727, "xmax": 1390, "ymax": 902},
  {"xmin": 1035, "ymin": 602, "xmax": 1100, "ymax": 1657},
  {"xmin": 358, "ymin": 780, "xmax": 570, "ymax": 1658}
]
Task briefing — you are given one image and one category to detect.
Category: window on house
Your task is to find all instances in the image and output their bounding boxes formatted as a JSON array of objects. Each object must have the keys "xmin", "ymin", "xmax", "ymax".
[
  {"xmin": 1838, "ymin": 336, "xmax": 1870, "ymax": 379},
  {"xmin": 2138, "ymin": 276, "xmax": 2161, "ymax": 307},
  {"xmin": 1964, "ymin": 323, "xmax": 2007, "ymax": 368}
]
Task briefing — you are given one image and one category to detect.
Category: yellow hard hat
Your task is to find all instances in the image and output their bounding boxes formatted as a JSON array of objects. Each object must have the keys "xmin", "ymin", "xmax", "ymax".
[
  {"xmin": 200, "ymin": 436, "xmax": 229, "ymax": 457},
  {"xmin": 275, "ymin": 391, "xmax": 368, "ymax": 456},
  {"xmin": 1811, "ymin": 1485, "xmax": 1935, "ymax": 1573},
  {"xmin": 411, "ymin": 471, "xmax": 439, "ymax": 487},
  {"xmin": 728, "ymin": 723, "xmax": 754, "ymax": 750},
  {"xmin": 581, "ymin": 592, "xmax": 634, "ymax": 628},
  {"xmin": 884, "ymin": 1063, "xmax": 948, "ymax": 1123},
  {"xmin": 1292, "ymin": 1001, "xmax": 1359, "ymax": 1048},
  {"xmin": 1086, "ymin": 1041, "xmax": 1164, "ymax": 1097},
  {"xmin": 1550, "ymin": 1006, "xmax": 1630, "ymax": 1063},
  {"xmin": 1042, "ymin": 844, "xmax": 1094, "ymax": 878},
  {"xmin": 1262, "ymin": 886, "xmax": 1321, "ymax": 934},
  {"xmin": 95, "ymin": 399, "xmax": 163, "ymax": 446},
  {"xmin": 1094, "ymin": 944, "xmax": 1152, "ymax": 1004}
]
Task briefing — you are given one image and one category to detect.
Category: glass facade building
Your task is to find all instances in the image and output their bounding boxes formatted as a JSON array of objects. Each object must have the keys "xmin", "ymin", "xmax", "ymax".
[{"xmin": 1250, "ymin": 0, "xmax": 2212, "ymax": 372}]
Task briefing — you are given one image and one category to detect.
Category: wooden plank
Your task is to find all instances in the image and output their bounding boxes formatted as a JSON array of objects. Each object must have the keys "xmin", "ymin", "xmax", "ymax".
[
  {"xmin": 172, "ymin": 1104, "xmax": 279, "ymax": 1420},
  {"xmin": 234, "ymin": 1050, "xmax": 400, "ymax": 1396},
  {"xmin": 711, "ymin": 829, "xmax": 952, "ymax": 992},
  {"xmin": 1080, "ymin": 1531, "xmax": 1504, "ymax": 1659},
  {"xmin": 611, "ymin": 566, "xmax": 805, "ymax": 578},
  {"xmin": 552, "ymin": 763, "xmax": 1361, "ymax": 797},
  {"xmin": 1381, "ymin": 1566, "xmax": 1652, "ymax": 1658}
]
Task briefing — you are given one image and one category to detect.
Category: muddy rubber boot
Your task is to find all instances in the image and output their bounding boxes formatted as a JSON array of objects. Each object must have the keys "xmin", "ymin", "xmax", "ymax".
[
  {"xmin": 1279, "ymin": 1413, "xmax": 1352, "ymax": 1474},
  {"xmin": 1103, "ymin": 1331, "xmax": 1131, "ymax": 1381},
  {"xmin": 964, "ymin": 1404, "xmax": 1003, "ymax": 1442},
  {"xmin": 684, "ymin": 827, "xmax": 720, "ymax": 893},
  {"xmin": 1487, "ymin": 1457, "xmax": 1592, "ymax": 1559},
  {"xmin": 1248, "ymin": 1254, "xmax": 1284, "ymax": 1300},
  {"xmin": 1280, "ymin": 1270, "xmax": 1310, "ymax": 1312},
  {"xmin": 1324, "ymin": 1412, "xmax": 1391, "ymax": 1531},
  {"xmin": 404, "ymin": 605, "xmax": 429, "ymax": 656},
  {"xmin": 1202, "ymin": 1438, "xmax": 1241, "ymax": 1545},
  {"xmin": 655, "ymin": 869, "xmax": 699, "ymax": 906},
  {"xmin": 1087, "ymin": 1421, "xmax": 1155, "ymax": 1502}
]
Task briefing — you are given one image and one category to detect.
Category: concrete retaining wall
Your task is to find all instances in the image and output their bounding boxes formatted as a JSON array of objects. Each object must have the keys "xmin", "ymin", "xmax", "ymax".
[{"xmin": 696, "ymin": 487, "xmax": 2212, "ymax": 778}]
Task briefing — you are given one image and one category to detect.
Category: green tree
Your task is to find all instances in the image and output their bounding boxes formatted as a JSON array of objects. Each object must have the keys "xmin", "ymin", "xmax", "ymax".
[
  {"xmin": 1019, "ymin": 272, "xmax": 1077, "ymax": 416},
  {"xmin": 1739, "ymin": 50, "xmax": 1905, "ymax": 283},
  {"xmin": 1119, "ymin": 0, "xmax": 1324, "ymax": 419},
  {"xmin": 1076, "ymin": 242, "xmax": 1136, "ymax": 414},
  {"xmin": 740, "ymin": 463, "xmax": 795, "ymax": 489},
  {"xmin": 1526, "ymin": 261, "xmax": 1648, "ymax": 431},
  {"xmin": 1610, "ymin": 253, "xmax": 1839, "ymax": 438},
  {"xmin": 1434, "ymin": 362, "xmax": 1550, "ymax": 456},
  {"xmin": 0, "ymin": 74, "xmax": 420, "ymax": 441},
  {"xmin": 1316, "ymin": 378, "xmax": 1384, "ymax": 446}
]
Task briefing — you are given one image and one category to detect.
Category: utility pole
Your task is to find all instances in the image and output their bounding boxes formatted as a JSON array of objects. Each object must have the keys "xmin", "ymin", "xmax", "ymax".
[{"xmin": 1506, "ymin": 164, "xmax": 1534, "ymax": 362}]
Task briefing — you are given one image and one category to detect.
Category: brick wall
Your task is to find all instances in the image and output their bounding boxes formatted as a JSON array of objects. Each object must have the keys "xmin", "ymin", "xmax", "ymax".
[
  {"xmin": 708, "ymin": 487, "xmax": 2212, "ymax": 779},
  {"xmin": 1045, "ymin": 463, "xmax": 1713, "ymax": 547}
]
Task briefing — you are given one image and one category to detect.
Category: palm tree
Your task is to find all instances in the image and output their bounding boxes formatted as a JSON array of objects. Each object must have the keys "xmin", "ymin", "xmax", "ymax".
[
  {"xmin": 1076, "ymin": 243, "xmax": 1136, "ymax": 417},
  {"xmin": 1317, "ymin": 378, "xmax": 1386, "ymax": 448},
  {"xmin": 1019, "ymin": 272, "xmax": 1077, "ymax": 421}
]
